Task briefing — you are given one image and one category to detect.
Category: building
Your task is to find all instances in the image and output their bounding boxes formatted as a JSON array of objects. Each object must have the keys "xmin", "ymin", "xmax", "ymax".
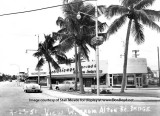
[
  {"xmin": 108, "ymin": 58, "xmax": 148, "ymax": 88},
  {"xmin": 50, "ymin": 60, "xmax": 108, "ymax": 87},
  {"xmin": 28, "ymin": 58, "xmax": 148, "ymax": 88}
]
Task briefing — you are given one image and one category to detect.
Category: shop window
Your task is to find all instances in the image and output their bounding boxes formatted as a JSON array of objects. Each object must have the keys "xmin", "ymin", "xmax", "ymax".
[
  {"xmin": 113, "ymin": 75, "xmax": 122, "ymax": 84},
  {"xmin": 127, "ymin": 75, "xmax": 134, "ymax": 85},
  {"xmin": 100, "ymin": 75, "xmax": 106, "ymax": 85}
]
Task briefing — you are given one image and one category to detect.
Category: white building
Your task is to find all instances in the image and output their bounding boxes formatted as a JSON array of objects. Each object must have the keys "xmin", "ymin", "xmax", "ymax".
[{"xmin": 28, "ymin": 58, "xmax": 148, "ymax": 88}]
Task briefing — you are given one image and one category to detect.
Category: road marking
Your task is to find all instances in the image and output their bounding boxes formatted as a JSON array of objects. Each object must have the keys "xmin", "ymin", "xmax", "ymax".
[{"xmin": 64, "ymin": 102, "xmax": 89, "ymax": 116}]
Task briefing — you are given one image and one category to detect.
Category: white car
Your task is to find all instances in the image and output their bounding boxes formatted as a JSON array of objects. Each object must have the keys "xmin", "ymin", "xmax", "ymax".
[
  {"xmin": 23, "ymin": 80, "xmax": 41, "ymax": 93},
  {"xmin": 55, "ymin": 80, "xmax": 80, "ymax": 91}
]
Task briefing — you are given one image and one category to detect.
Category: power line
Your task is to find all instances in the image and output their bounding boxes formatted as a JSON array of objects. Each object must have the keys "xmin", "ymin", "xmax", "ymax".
[{"xmin": 0, "ymin": 0, "xmax": 95, "ymax": 17}]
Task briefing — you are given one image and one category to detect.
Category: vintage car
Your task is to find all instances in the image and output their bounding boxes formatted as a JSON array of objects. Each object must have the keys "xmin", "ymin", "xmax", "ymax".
[
  {"xmin": 23, "ymin": 80, "xmax": 41, "ymax": 93},
  {"xmin": 55, "ymin": 80, "xmax": 80, "ymax": 91}
]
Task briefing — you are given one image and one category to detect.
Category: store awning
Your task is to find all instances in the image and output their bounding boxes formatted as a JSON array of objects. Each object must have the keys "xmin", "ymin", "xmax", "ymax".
[{"xmin": 50, "ymin": 73, "xmax": 106, "ymax": 79}]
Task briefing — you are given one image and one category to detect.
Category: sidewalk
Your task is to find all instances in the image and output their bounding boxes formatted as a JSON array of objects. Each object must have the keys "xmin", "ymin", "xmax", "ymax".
[{"xmin": 41, "ymin": 86, "xmax": 160, "ymax": 102}]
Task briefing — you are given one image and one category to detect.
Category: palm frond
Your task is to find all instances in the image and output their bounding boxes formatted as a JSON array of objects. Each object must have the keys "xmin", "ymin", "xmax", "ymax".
[
  {"xmin": 131, "ymin": 19, "xmax": 145, "ymax": 44},
  {"xmin": 80, "ymin": 45, "xmax": 90, "ymax": 61},
  {"xmin": 55, "ymin": 52, "xmax": 71, "ymax": 65},
  {"xmin": 134, "ymin": 0, "xmax": 156, "ymax": 9},
  {"xmin": 81, "ymin": 34, "xmax": 95, "ymax": 49},
  {"xmin": 56, "ymin": 17, "xmax": 65, "ymax": 28},
  {"xmin": 50, "ymin": 59, "xmax": 60, "ymax": 70},
  {"xmin": 33, "ymin": 51, "xmax": 43, "ymax": 58},
  {"xmin": 121, "ymin": 0, "xmax": 141, "ymax": 7},
  {"xmin": 36, "ymin": 58, "xmax": 45, "ymax": 70},
  {"xmin": 59, "ymin": 36, "xmax": 74, "ymax": 53},
  {"xmin": 57, "ymin": 28, "xmax": 67, "ymax": 34},
  {"xmin": 104, "ymin": 5, "xmax": 129, "ymax": 18},
  {"xmin": 143, "ymin": 9, "xmax": 160, "ymax": 21},
  {"xmin": 107, "ymin": 14, "xmax": 127, "ymax": 38},
  {"xmin": 97, "ymin": 5, "xmax": 106, "ymax": 15},
  {"xmin": 135, "ymin": 10, "xmax": 160, "ymax": 32}
]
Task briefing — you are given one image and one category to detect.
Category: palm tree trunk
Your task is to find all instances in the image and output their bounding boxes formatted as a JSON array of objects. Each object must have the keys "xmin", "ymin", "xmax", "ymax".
[
  {"xmin": 77, "ymin": 46, "xmax": 85, "ymax": 94},
  {"xmin": 121, "ymin": 19, "xmax": 132, "ymax": 93},
  {"xmin": 48, "ymin": 61, "xmax": 53, "ymax": 90},
  {"xmin": 74, "ymin": 43, "xmax": 78, "ymax": 91}
]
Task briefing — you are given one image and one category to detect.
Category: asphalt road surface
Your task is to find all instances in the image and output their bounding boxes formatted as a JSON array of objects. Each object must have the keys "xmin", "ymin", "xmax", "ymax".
[{"xmin": 0, "ymin": 80, "xmax": 160, "ymax": 116}]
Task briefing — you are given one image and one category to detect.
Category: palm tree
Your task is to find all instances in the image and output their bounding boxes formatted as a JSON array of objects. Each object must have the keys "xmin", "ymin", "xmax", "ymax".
[
  {"xmin": 33, "ymin": 34, "xmax": 70, "ymax": 90},
  {"xmin": 56, "ymin": 0, "xmax": 106, "ymax": 93},
  {"xmin": 104, "ymin": 0, "xmax": 160, "ymax": 93}
]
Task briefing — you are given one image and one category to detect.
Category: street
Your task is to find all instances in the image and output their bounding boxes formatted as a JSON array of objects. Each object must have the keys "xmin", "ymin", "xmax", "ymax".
[{"xmin": 0, "ymin": 81, "xmax": 160, "ymax": 116}]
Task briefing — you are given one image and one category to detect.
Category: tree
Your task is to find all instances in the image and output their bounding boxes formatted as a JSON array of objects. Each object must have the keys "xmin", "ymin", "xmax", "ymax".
[
  {"xmin": 104, "ymin": 0, "xmax": 160, "ymax": 93},
  {"xmin": 147, "ymin": 66, "xmax": 154, "ymax": 78},
  {"xmin": 33, "ymin": 34, "xmax": 70, "ymax": 90},
  {"xmin": 56, "ymin": 0, "xmax": 106, "ymax": 93}
]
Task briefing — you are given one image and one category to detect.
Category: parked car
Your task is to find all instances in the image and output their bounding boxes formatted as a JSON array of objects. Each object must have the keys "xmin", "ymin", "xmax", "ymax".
[
  {"xmin": 23, "ymin": 80, "xmax": 41, "ymax": 93},
  {"xmin": 55, "ymin": 80, "xmax": 80, "ymax": 91}
]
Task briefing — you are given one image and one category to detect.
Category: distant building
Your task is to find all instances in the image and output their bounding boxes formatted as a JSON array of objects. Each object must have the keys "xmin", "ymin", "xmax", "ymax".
[{"xmin": 27, "ymin": 68, "xmax": 47, "ymax": 86}]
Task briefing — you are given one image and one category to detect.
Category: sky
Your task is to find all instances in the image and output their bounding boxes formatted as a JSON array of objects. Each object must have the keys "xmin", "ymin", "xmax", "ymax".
[{"xmin": 0, "ymin": 0, "xmax": 160, "ymax": 75}]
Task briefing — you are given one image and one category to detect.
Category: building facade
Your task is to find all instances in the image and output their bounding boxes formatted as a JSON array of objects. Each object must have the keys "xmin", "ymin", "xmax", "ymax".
[
  {"xmin": 28, "ymin": 58, "xmax": 148, "ymax": 88},
  {"xmin": 108, "ymin": 58, "xmax": 148, "ymax": 88}
]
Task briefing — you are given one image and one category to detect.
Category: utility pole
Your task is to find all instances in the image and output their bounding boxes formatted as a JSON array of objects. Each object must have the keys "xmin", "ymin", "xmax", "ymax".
[
  {"xmin": 26, "ymin": 34, "xmax": 40, "ymax": 85},
  {"xmin": 157, "ymin": 47, "xmax": 160, "ymax": 86},
  {"xmin": 132, "ymin": 50, "xmax": 139, "ymax": 58}
]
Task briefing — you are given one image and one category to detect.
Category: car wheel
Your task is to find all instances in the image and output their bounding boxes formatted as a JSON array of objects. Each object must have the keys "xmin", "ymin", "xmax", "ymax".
[
  {"xmin": 69, "ymin": 88, "xmax": 74, "ymax": 91},
  {"xmin": 56, "ymin": 87, "xmax": 59, "ymax": 90},
  {"xmin": 24, "ymin": 90, "xmax": 28, "ymax": 93}
]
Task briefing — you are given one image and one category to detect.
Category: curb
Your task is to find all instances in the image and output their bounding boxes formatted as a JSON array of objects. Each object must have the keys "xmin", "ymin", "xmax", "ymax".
[{"xmin": 41, "ymin": 88, "xmax": 160, "ymax": 102}]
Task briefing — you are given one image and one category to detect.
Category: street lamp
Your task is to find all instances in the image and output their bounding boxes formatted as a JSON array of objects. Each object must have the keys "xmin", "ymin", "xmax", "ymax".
[
  {"xmin": 26, "ymin": 35, "xmax": 40, "ymax": 85},
  {"xmin": 76, "ymin": 0, "xmax": 100, "ymax": 96}
]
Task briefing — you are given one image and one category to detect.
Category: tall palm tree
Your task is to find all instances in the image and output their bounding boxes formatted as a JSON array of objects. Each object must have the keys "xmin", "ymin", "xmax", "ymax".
[
  {"xmin": 56, "ymin": 0, "xmax": 106, "ymax": 93},
  {"xmin": 33, "ymin": 34, "xmax": 70, "ymax": 90},
  {"xmin": 104, "ymin": 0, "xmax": 160, "ymax": 93}
]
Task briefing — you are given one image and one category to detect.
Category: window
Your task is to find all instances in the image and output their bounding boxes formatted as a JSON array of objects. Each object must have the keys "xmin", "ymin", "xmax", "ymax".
[
  {"xmin": 127, "ymin": 75, "xmax": 134, "ymax": 85},
  {"xmin": 113, "ymin": 75, "xmax": 122, "ymax": 84}
]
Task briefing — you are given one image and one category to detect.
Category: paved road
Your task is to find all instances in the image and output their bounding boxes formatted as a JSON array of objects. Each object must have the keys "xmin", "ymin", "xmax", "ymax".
[
  {"xmin": 0, "ymin": 81, "xmax": 81, "ymax": 116},
  {"xmin": 0, "ymin": 81, "xmax": 160, "ymax": 116}
]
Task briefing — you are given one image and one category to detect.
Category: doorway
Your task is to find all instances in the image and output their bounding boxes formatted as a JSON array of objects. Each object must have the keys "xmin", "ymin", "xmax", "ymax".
[
  {"xmin": 136, "ymin": 77, "xmax": 142, "ymax": 87},
  {"xmin": 84, "ymin": 78, "xmax": 92, "ymax": 87}
]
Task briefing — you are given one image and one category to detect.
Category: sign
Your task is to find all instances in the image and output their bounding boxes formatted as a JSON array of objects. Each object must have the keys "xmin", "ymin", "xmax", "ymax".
[{"xmin": 51, "ymin": 60, "xmax": 108, "ymax": 75}]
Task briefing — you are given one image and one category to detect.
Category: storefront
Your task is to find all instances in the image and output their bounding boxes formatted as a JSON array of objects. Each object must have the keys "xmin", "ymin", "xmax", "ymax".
[
  {"xmin": 49, "ymin": 60, "xmax": 108, "ymax": 87},
  {"xmin": 28, "ymin": 58, "xmax": 148, "ymax": 88},
  {"xmin": 107, "ymin": 58, "xmax": 148, "ymax": 88}
]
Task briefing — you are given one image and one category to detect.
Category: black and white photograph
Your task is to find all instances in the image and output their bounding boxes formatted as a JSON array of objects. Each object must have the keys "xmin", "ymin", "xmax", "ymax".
[{"xmin": 0, "ymin": 0, "xmax": 160, "ymax": 116}]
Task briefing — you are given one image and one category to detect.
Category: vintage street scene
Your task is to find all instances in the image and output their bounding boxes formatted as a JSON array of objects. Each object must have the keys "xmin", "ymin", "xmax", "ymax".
[{"xmin": 1, "ymin": 0, "xmax": 160, "ymax": 116}]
